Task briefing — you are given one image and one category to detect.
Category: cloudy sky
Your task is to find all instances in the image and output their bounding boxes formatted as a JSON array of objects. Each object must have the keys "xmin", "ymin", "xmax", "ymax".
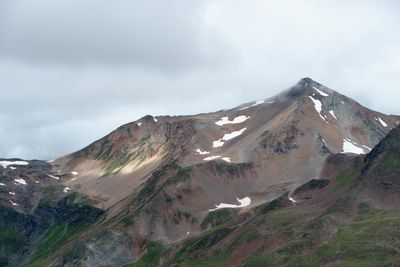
[{"xmin": 0, "ymin": 0, "xmax": 399, "ymax": 160}]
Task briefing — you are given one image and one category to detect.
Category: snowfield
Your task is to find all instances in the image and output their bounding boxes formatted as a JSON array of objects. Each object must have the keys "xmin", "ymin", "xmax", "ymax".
[
  {"xmin": 342, "ymin": 139, "xmax": 366, "ymax": 154},
  {"xmin": 209, "ymin": 196, "xmax": 251, "ymax": 211},
  {"xmin": 215, "ymin": 115, "xmax": 250, "ymax": 126},
  {"xmin": 213, "ymin": 128, "xmax": 247, "ymax": 148},
  {"xmin": 0, "ymin": 160, "xmax": 29, "ymax": 169},
  {"xmin": 308, "ymin": 96, "xmax": 326, "ymax": 122}
]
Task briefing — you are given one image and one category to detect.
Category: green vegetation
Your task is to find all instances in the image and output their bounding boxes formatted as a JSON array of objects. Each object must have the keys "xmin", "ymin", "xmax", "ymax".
[
  {"xmin": 306, "ymin": 179, "xmax": 329, "ymax": 189},
  {"xmin": 95, "ymin": 142, "xmax": 113, "ymax": 160},
  {"xmin": 105, "ymin": 154, "xmax": 132, "ymax": 174},
  {"xmin": 124, "ymin": 242, "xmax": 165, "ymax": 267},
  {"xmin": 308, "ymin": 210, "xmax": 400, "ymax": 266},
  {"xmin": 30, "ymin": 222, "xmax": 67, "ymax": 261},
  {"xmin": 40, "ymin": 185, "xmax": 57, "ymax": 204},
  {"xmin": 0, "ymin": 228, "xmax": 24, "ymax": 255},
  {"xmin": 379, "ymin": 153, "xmax": 400, "ymax": 173},
  {"xmin": 0, "ymin": 206, "xmax": 30, "ymax": 257},
  {"xmin": 333, "ymin": 170, "xmax": 359, "ymax": 191},
  {"xmin": 166, "ymin": 165, "xmax": 191, "ymax": 186},
  {"xmin": 171, "ymin": 226, "xmax": 234, "ymax": 266},
  {"xmin": 200, "ymin": 209, "xmax": 234, "ymax": 229},
  {"xmin": 257, "ymin": 194, "xmax": 288, "ymax": 214},
  {"xmin": 27, "ymin": 193, "xmax": 104, "ymax": 266}
]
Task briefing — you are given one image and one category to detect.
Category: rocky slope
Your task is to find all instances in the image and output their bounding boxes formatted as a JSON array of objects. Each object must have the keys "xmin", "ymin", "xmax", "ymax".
[{"xmin": 0, "ymin": 78, "xmax": 399, "ymax": 266}]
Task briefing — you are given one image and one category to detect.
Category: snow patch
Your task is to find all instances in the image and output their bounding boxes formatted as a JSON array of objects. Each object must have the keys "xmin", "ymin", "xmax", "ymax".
[
  {"xmin": 308, "ymin": 96, "xmax": 322, "ymax": 113},
  {"xmin": 203, "ymin": 155, "xmax": 221, "ymax": 161},
  {"xmin": 0, "ymin": 160, "xmax": 29, "ymax": 169},
  {"xmin": 209, "ymin": 197, "xmax": 251, "ymax": 211},
  {"xmin": 329, "ymin": 110, "xmax": 337, "ymax": 120},
  {"xmin": 342, "ymin": 139, "xmax": 366, "ymax": 154},
  {"xmin": 308, "ymin": 96, "xmax": 327, "ymax": 122},
  {"xmin": 9, "ymin": 192, "xmax": 15, "ymax": 195},
  {"xmin": 288, "ymin": 196, "xmax": 297, "ymax": 203},
  {"xmin": 153, "ymin": 117, "xmax": 158, "ymax": 122},
  {"xmin": 71, "ymin": 171, "xmax": 78, "ymax": 176},
  {"xmin": 215, "ymin": 115, "xmax": 250, "ymax": 126},
  {"xmin": 313, "ymin": 86, "xmax": 329, "ymax": 96},
  {"xmin": 196, "ymin": 148, "xmax": 210, "ymax": 155},
  {"xmin": 222, "ymin": 157, "xmax": 231, "ymax": 163},
  {"xmin": 0, "ymin": 183, "xmax": 6, "ymax": 186},
  {"xmin": 47, "ymin": 174, "xmax": 60, "ymax": 180},
  {"xmin": 322, "ymin": 139, "xmax": 328, "ymax": 147},
  {"xmin": 137, "ymin": 122, "xmax": 143, "ymax": 127},
  {"xmin": 212, "ymin": 140, "xmax": 225, "ymax": 148},
  {"xmin": 362, "ymin": 145, "xmax": 372, "ymax": 151},
  {"xmin": 213, "ymin": 128, "xmax": 247, "ymax": 148},
  {"xmin": 14, "ymin": 179, "xmax": 27, "ymax": 185},
  {"xmin": 63, "ymin": 187, "xmax": 71, "ymax": 193},
  {"xmin": 9, "ymin": 200, "xmax": 18, "ymax": 206},
  {"xmin": 223, "ymin": 128, "xmax": 247, "ymax": 141},
  {"xmin": 70, "ymin": 178, "xmax": 78, "ymax": 181},
  {"xmin": 376, "ymin": 117, "xmax": 388, "ymax": 127},
  {"xmin": 251, "ymin": 100, "xmax": 265, "ymax": 107}
]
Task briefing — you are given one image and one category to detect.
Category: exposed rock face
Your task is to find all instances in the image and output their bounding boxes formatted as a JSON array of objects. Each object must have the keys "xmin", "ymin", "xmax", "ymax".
[{"xmin": 1, "ymin": 78, "xmax": 400, "ymax": 266}]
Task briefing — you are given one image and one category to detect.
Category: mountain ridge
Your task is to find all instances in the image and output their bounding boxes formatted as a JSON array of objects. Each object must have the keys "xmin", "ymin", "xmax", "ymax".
[{"xmin": 1, "ymin": 78, "xmax": 400, "ymax": 266}]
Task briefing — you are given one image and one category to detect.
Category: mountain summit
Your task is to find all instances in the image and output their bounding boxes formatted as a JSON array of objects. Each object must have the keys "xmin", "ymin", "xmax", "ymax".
[{"xmin": 1, "ymin": 78, "xmax": 399, "ymax": 266}]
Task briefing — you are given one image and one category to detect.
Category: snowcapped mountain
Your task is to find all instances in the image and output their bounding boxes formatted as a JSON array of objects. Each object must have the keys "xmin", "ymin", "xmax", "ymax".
[{"xmin": 1, "ymin": 78, "xmax": 400, "ymax": 266}]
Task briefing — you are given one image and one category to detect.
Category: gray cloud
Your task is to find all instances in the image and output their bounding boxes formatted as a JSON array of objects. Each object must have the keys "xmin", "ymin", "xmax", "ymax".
[
  {"xmin": 0, "ymin": 0, "xmax": 399, "ymax": 159},
  {"xmin": 0, "ymin": 0, "xmax": 233, "ymax": 70}
]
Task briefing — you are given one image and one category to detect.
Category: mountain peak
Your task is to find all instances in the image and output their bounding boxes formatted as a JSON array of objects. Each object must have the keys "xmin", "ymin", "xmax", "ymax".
[{"xmin": 285, "ymin": 77, "xmax": 332, "ymax": 98}]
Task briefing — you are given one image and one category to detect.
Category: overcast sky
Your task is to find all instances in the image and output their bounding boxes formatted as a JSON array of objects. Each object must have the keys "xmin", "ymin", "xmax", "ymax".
[{"xmin": 0, "ymin": 0, "xmax": 399, "ymax": 160}]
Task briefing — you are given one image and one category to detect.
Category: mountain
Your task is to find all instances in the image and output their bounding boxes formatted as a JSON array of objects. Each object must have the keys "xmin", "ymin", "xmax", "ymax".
[{"xmin": 0, "ymin": 78, "xmax": 399, "ymax": 266}]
